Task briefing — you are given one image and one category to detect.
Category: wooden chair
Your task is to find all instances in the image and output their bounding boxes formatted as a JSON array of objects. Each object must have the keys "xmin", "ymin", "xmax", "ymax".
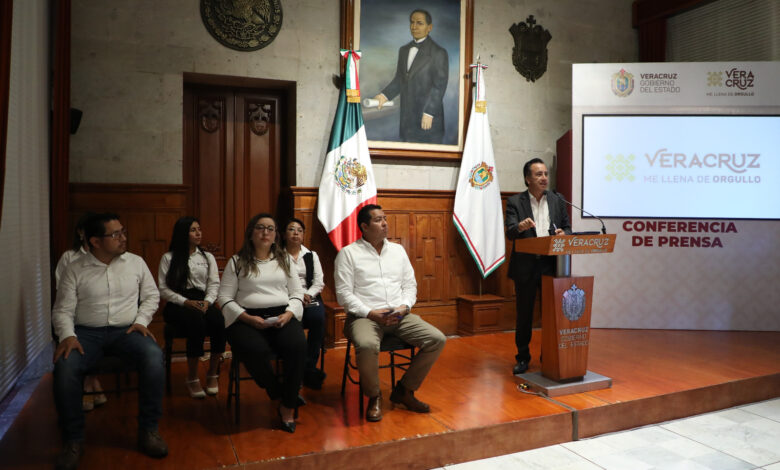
[{"xmin": 340, "ymin": 334, "xmax": 415, "ymax": 416}]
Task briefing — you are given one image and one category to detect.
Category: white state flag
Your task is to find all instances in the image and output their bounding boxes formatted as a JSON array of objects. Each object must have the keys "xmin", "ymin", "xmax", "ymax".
[{"xmin": 453, "ymin": 63, "xmax": 505, "ymax": 277}]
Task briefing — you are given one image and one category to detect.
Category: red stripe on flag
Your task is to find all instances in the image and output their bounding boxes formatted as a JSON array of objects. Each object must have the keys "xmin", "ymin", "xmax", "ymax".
[{"xmin": 327, "ymin": 196, "xmax": 378, "ymax": 251}]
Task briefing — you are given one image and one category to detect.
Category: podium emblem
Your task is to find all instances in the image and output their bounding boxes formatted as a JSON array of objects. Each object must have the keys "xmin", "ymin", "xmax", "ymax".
[{"xmin": 562, "ymin": 284, "xmax": 586, "ymax": 321}]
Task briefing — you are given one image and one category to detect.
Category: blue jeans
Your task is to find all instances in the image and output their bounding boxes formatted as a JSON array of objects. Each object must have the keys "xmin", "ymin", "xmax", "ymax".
[{"xmin": 53, "ymin": 325, "xmax": 164, "ymax": 441}]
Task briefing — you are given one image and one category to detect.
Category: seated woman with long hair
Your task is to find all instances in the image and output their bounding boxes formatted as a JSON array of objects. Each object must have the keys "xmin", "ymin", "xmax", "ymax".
[
  {"xmin": 217, "ymin": 213, "xmax": 306, "ymax": 433},
  {"xmin": 158, "ymin": 216, "xmax": 225, "ymax": 398},
  {"xmin": 281, "ymin": 217, "xmax": 327, "ymax": 390}
]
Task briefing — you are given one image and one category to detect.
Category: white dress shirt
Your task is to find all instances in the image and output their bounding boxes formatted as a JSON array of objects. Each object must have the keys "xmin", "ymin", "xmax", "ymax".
[
  {"xmin": 54, "ymin": 246, "xmax": 89, "ymax": 288},
  {"xmin": 530, "ymin": 192, "xmax": 551, "ymax": 237},
  {"xmin": 158, "ymin": 249, "xmax": 220, "ymax": 305},
  {"xmin": 334, "ymin": 238, "xmax": 417, "ymax": 317},
  {"xmin": 288, "ymin": 246, "xmax": 325, "ymax": 298},
  {"xmin": 52, "ymin": 251, "xmax": 160, "ymax": 340},
  {"xmin": 217, "ymin": 255, "xmax": 304, "ymax": 327}
]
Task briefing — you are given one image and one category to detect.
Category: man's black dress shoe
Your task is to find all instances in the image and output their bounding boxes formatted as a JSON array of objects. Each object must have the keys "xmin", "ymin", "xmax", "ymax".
[
  {"xmin": 55, "ymin": 440, "xmax": 83, "ymax": 470},
  {"xmin": 512, "ymin": 360, "xmax": 529, "ymax": 375},
  {"xmin": 366, "ymin": 394, "xmax": 383, "ymax": 422},
  {"xmin": 389, "ymin": 382, "xmax": 430, "ymax": 413},
  {"xmin": 138, "ymin": 429, "xmax": 168, "ymax": 458}
]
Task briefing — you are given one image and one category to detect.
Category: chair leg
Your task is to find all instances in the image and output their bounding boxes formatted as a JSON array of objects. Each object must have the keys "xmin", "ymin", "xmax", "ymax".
[
  {"xmin": 165, "ymin": 341, "xmax": 172, "ymax": 394},
  {"xmin": 359, "ymin": 378, "xmax": 364, "ymax": 416},
  {"xmin": 389, "ymin": 351, "xmax": 396, "ymax": 388},
  {"xmin": 227, "ymin": 359, "xmax": 234, "ymax": 409},
  {"xmin": 234, "ymin": 359, "xmax": 241, "ymax": 424},
  {"xmin": 340, "ymin": 341, "xmax": 351, "ymax": 396}
]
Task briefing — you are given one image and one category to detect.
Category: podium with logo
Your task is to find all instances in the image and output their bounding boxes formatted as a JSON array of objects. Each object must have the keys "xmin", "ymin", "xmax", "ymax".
[{"xmin": 513, "ymin": 233, "xmax": 616, "ymax": 396}]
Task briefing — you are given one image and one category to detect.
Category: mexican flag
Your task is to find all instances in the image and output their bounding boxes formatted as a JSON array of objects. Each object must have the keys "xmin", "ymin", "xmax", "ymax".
[
  {"xmin": 453, "ymin": 63, "xmax": 505, "ymax": 277},
  {"xmin": 317, "ymin": 50, "xmax": 377, "ymax": 250}
]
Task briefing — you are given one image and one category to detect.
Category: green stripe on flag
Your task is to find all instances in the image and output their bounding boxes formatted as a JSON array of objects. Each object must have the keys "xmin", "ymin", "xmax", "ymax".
[{"xmin": 327, "ymin": 84, "xmax": 365, "ymax": 153}]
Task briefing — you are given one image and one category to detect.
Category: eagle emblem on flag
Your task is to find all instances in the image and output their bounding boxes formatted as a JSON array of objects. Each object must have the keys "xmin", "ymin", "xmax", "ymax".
[{"xmin": 334, "ymin": 156, "xmax": 368, "ymax": 195}]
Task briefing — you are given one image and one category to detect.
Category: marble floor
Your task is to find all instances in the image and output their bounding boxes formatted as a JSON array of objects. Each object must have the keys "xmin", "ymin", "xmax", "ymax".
[{"xmin": 437, "ymin": 398, "xmax": 780, "ymax": 470}]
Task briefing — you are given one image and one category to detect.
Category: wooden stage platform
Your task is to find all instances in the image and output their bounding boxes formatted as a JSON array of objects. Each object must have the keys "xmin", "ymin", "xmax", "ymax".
[{"xmin": 1, "ymin": 329, "xmax": 779, "ymax": 469}]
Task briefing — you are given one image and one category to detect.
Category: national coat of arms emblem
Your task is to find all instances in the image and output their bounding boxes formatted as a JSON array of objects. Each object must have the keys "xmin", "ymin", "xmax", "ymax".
[{"xmin": 334, "ymin": 156, "xmax": 368, "ymax": 195}]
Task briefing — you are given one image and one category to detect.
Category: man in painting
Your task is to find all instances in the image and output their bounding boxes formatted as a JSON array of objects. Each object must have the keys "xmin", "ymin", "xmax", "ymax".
[{"xmin": 372, "ymin": 9, "xmax": 448, "ymax": 144}]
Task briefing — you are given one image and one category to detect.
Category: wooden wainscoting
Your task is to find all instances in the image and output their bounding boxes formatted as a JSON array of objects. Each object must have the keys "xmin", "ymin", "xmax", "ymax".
[
  {"xmin": 68, "ymin": 183, "xmax": 190, "ymax": 341},
  {"xmin": 289, "ymin": 187, "xmax": 524, "ymax": 343}
]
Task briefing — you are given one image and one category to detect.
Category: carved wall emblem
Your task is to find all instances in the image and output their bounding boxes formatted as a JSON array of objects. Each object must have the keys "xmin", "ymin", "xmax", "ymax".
[
  {"xmin": 248, "ymin": 103, "xmax": 272, "ymax": 136},
  {"xmin": 562, "ymin": 283, "xmax": 586, "ymax": 321},
  {"xmin": 201, "ymin": 0, "xmax": 283, "ymax": 51},
  {"xmin": 509, "ymin": 15, "xmax": 551, "ymax": 82},
  {"xmin": 199, "ymin": 99, "xmax": 223, "ymax": 133}
]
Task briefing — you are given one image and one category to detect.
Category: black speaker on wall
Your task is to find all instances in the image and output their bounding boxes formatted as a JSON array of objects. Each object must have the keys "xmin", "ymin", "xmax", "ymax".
[{"xmin": 70, "ymin": 108, "xmax": 83, "ymax": 134}]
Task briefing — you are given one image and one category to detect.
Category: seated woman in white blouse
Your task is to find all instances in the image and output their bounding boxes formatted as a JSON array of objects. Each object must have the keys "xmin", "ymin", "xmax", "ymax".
[
  {"xmin": 281, "ymin": 217, "xmax": 327, "ymax": 390},
  {"xmin": 217, "ymin": 213, "xmax": 306, "ymax": 433},
  {"xmin": 158, "ymin": 216, "xmax": 224, "ymax": 398}
]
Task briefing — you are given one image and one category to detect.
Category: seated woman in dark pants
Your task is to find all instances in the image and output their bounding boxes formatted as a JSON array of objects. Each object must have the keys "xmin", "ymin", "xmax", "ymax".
[
  {"xmin": 217, "ymin": 213, "xmax": 306, "ymax": 433},
  {"xmin": 158, "ymin": 216, "xmax": 225, "ymax": 398},
  {"xmin": 281, "ymin": 218, "xmax": 327, "ymax": 389}
]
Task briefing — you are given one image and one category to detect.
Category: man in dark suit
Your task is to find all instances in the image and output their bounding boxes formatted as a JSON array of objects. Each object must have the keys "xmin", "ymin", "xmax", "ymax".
[
  {"xmin": 372, "ymin": 9, "xmax": 448, "ymax": 144},
  {"xmin": 505, "ymin": 158, "xmax": 572, "ymax": 375}
]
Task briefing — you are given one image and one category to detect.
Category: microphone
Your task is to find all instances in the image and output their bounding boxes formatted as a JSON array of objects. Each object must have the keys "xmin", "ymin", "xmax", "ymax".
[{"xmin": 550, "ymin": 190, "xmax": 607, "ymax": 234}]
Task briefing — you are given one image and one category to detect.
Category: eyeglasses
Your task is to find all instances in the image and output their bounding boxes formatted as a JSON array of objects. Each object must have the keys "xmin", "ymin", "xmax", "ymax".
[
  {"xmin": 101, "ymin": 228, "xmax": 128, "ymax": 240},
  {"xmin": 254, "ymin": 225, "xmax": 275, "ymax": 232},
  {"xmin": 286, "ymin": 227, "xmax": 304, "ymax": 233}
]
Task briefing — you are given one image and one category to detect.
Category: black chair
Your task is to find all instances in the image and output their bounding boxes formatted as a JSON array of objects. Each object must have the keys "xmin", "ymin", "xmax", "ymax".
[
  {"xmin": 226, "ymin": 350, "xmax": 280, "ymax": 424},
  {"xmin": 164, "ymin": 322, "xmax": 221, "ymax": 394},
  {"xmin": 225, "ymin": 326, "xmax": 326, "ymax": 423},
  {"xmin": 83, "ymin": 354, "xmax": 137, "ymax": 396},
  {"xmin": 340, "ymin": 334, "xmax": 415, "ymax": 417}
]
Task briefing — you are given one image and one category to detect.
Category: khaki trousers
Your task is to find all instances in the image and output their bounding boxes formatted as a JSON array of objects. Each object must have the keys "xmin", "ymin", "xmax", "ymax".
[{"xmin": 344, "ymin": 313, "xmax": 446, "ymax": 398}]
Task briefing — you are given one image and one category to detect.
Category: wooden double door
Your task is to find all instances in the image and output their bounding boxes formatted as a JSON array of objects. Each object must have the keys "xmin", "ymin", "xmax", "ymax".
[{"xmin": 184, "ymin": 82, "xmax": 290, "ymax": 268}]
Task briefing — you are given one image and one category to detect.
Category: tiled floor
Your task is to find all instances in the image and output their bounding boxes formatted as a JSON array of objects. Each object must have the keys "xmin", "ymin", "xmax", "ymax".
[{"xmin": 437, "ymin": 398, "xmax": 780, "ymax": 470}]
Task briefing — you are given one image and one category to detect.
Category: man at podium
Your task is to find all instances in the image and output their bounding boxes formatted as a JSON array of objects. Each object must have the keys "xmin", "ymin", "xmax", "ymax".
[{"xmin": 505, "ymin": 158, "xmax": 571, "ymax": 375}]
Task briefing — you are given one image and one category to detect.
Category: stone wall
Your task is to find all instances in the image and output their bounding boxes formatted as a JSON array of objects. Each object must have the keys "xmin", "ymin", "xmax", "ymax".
[{"xmin": 70, "ymin": 0, "xmax": 637, "ymax": 191}]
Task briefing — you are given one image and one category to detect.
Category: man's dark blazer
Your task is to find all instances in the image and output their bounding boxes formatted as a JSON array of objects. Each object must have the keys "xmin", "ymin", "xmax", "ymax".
[
  {"xmin": 381, "ymin": 36, "xmax": 448, "ymax": 144},
  {"xmin": 505, "ymin": 190, "xmax": 572, "ymax": 280}
]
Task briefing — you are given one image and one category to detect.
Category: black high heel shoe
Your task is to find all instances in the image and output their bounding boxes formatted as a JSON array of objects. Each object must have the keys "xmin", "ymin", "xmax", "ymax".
[{"xmin": 277, "ymin": 407, "xmax": 296, "ymax": 434}]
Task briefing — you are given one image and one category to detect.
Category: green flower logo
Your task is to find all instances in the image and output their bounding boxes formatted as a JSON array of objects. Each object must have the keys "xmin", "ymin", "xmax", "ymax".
[
  {"xmin": 707, "ymin": 71, "xmax": 723, "ymax": 87},
  {"xmin": 605, "ymin": 154, "xmax": 635, "ymax": 182}
]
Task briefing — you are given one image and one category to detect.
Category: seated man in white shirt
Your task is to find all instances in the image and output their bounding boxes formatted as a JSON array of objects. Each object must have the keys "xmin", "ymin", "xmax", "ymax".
[
  {"xmin": 52, "ymin": 213, "xmax": 166, "ymax": 470},
  {"xmin": 335, "ymin": 204, "xmax": 446, "ymax": 422}
]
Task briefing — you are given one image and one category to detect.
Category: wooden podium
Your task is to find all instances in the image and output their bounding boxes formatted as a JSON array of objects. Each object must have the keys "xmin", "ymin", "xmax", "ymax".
[{"xmin": 514, "ymin": 234, "xmax": 616, "ymax": 383}]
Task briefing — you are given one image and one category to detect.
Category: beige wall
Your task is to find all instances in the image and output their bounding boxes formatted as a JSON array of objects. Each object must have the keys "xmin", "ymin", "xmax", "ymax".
[{"xmin": 70, "ymin": 0, "xmax": 637, "ymax": 192}]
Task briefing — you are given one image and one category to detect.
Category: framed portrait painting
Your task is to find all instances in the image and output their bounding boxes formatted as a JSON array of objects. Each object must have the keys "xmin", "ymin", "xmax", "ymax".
[{"xmin": 342, "ymin": 0, "xmax": 473, "ymax": 161}]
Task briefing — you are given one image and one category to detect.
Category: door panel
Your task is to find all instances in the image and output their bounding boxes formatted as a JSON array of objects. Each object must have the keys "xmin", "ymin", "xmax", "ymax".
[{"xmin": 184, "ymin": 84, "xmax": 285, "ymax": 269}]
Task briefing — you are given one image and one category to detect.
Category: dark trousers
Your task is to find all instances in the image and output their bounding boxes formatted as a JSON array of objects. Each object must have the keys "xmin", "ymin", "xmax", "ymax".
[
  {"xmin": 301, "ymin": 301, "xmax": 325, "ymax": 372},
  {"xmin": 513, "ymin": 256, "xmax": 555, "ymax": 363},
  {"xmin": 225, "ymin": 308, "xmax": 306, "ymax": 409},
  {"xmin": 53, "ymin": 325, "xmax": 164, "ymax": 441},
  {"xmin": 163, "ymin": 288, "xmax": 226, "ymax": 358}
]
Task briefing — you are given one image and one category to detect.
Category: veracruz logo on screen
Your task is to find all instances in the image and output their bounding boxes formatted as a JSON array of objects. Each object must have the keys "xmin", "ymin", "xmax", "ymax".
[{"xmin": 603, "ymin": 150, "xmax": 761, "ymax": 185}]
